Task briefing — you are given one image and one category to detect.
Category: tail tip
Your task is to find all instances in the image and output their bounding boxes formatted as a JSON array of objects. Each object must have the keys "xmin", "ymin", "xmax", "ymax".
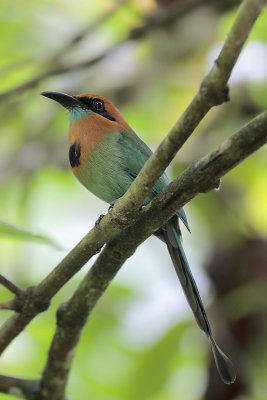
[{"xmin": 211, "ymin": 339, "xmax": 236, "ymax": 384}]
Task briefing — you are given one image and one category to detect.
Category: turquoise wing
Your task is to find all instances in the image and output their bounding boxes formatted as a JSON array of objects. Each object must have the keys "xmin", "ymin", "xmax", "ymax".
[{"xmin": 118, "ymin": 129, "xmax": 189, "ymax": 230}]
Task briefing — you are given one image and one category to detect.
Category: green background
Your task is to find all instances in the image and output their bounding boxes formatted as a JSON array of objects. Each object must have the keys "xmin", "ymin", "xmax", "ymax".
[{"xmin": 0, "ymin": 1, "xmax": 266, "ymax": 399}]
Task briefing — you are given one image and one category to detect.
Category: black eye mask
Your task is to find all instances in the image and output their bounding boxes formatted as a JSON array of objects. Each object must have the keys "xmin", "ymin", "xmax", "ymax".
[{"xmin": 77, "ymin": 97, "xmax": 116, "ymax": 121}]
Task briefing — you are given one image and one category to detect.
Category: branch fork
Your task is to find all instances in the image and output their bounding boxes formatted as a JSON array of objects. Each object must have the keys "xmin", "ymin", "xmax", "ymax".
[{"xmin": 0, "ymin": 0, "xmax": 266, "ymax": 399}]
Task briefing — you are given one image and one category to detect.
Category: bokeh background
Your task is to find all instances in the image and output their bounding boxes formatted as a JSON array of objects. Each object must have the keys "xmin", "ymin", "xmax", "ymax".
[{"xmin": 0, "ymin": 1, "xmax": 267, "ymax": 399}]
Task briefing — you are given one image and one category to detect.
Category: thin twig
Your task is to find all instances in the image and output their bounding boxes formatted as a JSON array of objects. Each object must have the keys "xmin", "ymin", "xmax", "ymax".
[
  {"xmin": 0, "ymin": 274, "xmax": 23, "ymax": 297},
  {"xmin": 0, "ymin": 300, "xmax": 17, "ymax": 311}
]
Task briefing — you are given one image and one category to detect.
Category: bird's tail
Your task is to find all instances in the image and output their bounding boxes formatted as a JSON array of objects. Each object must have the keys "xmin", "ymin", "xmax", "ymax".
[{"xmin": 164, "ymin": 218, "xmax": 236, "ymax": 384}]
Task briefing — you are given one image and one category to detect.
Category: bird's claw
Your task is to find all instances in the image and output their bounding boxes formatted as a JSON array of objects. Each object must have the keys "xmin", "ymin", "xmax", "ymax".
[
  {"xmin": 95, "ymin": 214, "xmax": 105, "ymax": 229},
  {"xmin": 95, "ymin": 200, "xmax": 118, "ymax": 228},
  {"xmin": 108, "ymin": 200, "xmax": 117, "ymax": 214}
]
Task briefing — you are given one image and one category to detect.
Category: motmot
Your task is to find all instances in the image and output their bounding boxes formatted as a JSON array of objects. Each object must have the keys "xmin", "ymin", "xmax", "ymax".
[{"xmin": 41, "ymin": 91, "xmax": 236, "ymax": 384}]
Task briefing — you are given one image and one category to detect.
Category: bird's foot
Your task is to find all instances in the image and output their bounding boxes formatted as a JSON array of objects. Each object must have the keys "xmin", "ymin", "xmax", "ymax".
[
  {"xmin": 95, "ymin": 200, "xmax": 119, "ymax": 228},
  {"xmin": 95, "ymin": 214, "xmax": 105, "ymax": 229},
  {"xmin": 108, "ymin": 199, "xmax": 117, "ymax": 214}
]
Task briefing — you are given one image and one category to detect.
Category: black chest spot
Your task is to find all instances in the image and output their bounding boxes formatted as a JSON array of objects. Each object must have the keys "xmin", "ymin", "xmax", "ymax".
[{"xmin": 69, "ymin": 142, "xmax": 81, "ymax": 167}]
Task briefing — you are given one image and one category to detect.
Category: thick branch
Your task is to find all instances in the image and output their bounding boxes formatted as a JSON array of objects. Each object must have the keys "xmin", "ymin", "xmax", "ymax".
[
  {"xmin": 0, "ymin": 0, "xmax": 265, "ymax": 357},
  {"xmin": 113, "ymin": 0, "xmax": 266, "ymax": 216},
  {"xmin": 38, "ymin": 111, "xmax": 267, "ymax": 400},
  {"xmin": 0, "ymin": 209, "xmax": 133, "ymax": 354}
]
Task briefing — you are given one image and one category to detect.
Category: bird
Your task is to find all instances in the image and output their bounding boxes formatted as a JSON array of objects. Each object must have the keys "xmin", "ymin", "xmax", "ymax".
[{"xmin": 41, "ymin": 91, "xmax": 236, "ymax": 384}]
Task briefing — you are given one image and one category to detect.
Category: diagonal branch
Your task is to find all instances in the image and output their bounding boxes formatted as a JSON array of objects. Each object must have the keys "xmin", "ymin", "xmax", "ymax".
[
  {"xmin": 0, "ymin": 211, "xmax": 129, "ymax": 354},
  {"xmin": 114, "ymin": 0, "xmax": 266, "ymax": 215},
  {"xmin": 0, "ymin": 274, "xmax": 23, "ymax": 297},
  {"xmin": 0, "ymin": 374, "xmax": 38, "ymax": 400},
  {"xmin": 0, "ymin": 0, "xmax": 265, "ymax": 357},
  {"xmin": 0, "ymin": 300, "xmax": 18, "ymax": 311},
  {"xmin": 38, "ymin": 110, "xmax": 267, "ymax": 400}
]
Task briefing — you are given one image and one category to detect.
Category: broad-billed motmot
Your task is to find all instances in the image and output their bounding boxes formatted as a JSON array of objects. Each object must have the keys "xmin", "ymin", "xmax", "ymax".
[{"xmin": 41, "ymin": 91, "xmax": 236, "ymax": 384}]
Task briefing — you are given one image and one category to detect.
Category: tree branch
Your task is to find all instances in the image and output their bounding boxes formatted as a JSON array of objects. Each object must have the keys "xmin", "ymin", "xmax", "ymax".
[
  {"xmin": 38, "ymin": 110, "xmax": 267, "ymax": 400},
  {"xmin": 0, "ymin": 300, "xmax": 18, "ymax": 311},
  {"xmin": 114, "ymin": 0, "xmax": 266, "ymax": 216},
  {"xmin": 0, "ymin": 210, "xmax": 131, "ymax": 354},
  {"xmin": 0, "ymin": 0, "xmax": 265, "ymax": 358},
  {"xmin": 0, "ymin": 274, "xmax": 23, "ymax": 297},
  {"xmin": 0, "ymin": 375, "xmax": 37, "ymax": 400}
]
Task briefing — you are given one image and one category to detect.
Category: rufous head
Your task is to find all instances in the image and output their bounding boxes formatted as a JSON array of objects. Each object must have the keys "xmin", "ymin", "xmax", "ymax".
[
  {"xmin": 41, "ymin": 91, "xmax": 131, "ymax": 180},
  {"xmin": 41, "ymin": 91, "xmax": 130, "ymax": 130}
]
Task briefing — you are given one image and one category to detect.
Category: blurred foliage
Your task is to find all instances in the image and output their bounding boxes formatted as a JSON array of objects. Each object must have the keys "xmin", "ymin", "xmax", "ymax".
[
  {"xmin": 0, "ymin": 1, "xmax": 266, "ymax": 400},
  {"xmin": 0, "ymin": 220, "xmax": 59, "ymax": 247}
]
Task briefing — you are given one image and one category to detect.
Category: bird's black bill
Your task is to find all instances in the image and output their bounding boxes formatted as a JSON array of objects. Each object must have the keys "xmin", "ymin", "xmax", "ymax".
[{"xmin": 41, "ymin": 91, "xmax": 80, "ymax": 109}]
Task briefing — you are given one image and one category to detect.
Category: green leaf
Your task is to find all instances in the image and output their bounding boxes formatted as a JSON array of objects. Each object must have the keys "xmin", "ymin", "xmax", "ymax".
[{"xmin": 0, "ymin": 220, "xmax": 60, "ymax": 248}]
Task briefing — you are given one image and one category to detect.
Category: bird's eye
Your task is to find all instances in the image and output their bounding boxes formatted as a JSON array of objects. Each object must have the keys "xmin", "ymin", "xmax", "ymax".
[{"xmin": 93, "ymin": 99, "xmax": 104, "ymax": 111}]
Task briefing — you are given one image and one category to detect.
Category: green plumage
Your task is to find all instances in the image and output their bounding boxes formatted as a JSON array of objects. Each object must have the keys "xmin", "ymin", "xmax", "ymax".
[
  {"xmin": 41, "ymin": 91, "xmax": 236, "ymax": 384},
  {"xmin": 79, "ymin": 127, "xmax": 235, "ymax": 384},
  {"xmin": 77, "ymin": 129, "xmax": 188, "ymax": 225}
]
